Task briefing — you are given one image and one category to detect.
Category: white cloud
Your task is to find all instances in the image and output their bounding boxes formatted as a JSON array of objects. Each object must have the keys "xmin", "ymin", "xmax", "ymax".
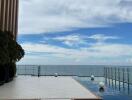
[
  {"xmin": 19, "ymin": 0, "xmax": 132, "ymax": 34},
  {"xmin": 88, "ymin": 34, "xmax": 120, "ymax": 42},
  {"xmin": 126, "ymin": 58, "xmax": 132, "ymax": 64},
  {"xmin": 55, "ymin": 35, "xmax": 80, "ymax": 42},
  {"xmin": 54, "ymin": 34, "xmax": 87, "ymax": 47},
  {"xmin": 18, "ymin": 42, "xmax": 132, "ymax": 65},
  {"xmin": 51, "ymin": 34, "xmax": 119, "ymax": 47}
]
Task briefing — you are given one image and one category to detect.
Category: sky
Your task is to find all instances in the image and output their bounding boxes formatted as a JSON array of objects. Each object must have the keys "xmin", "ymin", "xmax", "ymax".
[{"xmin": 17, "ymin": 0, "xmax": 132, "ymax": 65}]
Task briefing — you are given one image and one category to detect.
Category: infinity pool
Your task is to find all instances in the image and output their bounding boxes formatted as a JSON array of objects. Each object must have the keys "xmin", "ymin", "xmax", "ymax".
[{"xmin": 75, "ymin": 77, "xmax": 132, "ymax": 100}]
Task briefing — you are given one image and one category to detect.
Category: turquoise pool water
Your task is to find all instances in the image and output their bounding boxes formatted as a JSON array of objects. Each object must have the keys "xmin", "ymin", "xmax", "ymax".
[{"xmin": 75, "ymin": 77, "xmax": 132, "ymax": 100}]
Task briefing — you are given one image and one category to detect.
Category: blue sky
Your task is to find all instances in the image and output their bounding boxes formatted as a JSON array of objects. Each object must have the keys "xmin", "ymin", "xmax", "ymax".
[{"xmin": 17, "ymin": 0, "xmax": 132, "ymax": 65}]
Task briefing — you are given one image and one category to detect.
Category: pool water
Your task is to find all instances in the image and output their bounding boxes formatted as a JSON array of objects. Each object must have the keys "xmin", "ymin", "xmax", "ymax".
[{"xmin": 75, "ymin": 77, "xmax": 132, "ymax": 100}]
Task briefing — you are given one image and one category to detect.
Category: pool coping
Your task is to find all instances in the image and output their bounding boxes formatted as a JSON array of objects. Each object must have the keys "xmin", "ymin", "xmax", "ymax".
[
  {"xmin": 0, "ymin": 76, "xmax": 102, "ymax": 100},
  {"xmin": 72, "ymin": 77, "xmax": 102, "ymax": 100}
]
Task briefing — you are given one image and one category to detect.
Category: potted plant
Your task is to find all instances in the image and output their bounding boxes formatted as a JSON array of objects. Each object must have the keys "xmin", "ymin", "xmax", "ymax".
[
  {"xmin": 0, "ymin": 31, "xmax": 24, "ymax": 85},
  {"xmin": 7, "ymin": 31, "xmax": 25, "ymax": 81}
]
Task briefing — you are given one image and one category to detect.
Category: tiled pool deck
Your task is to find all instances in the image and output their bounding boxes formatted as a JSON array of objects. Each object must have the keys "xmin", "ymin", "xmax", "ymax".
[{"xmin": 0, "ymin": 76, "xmax": 101, "ymax": 100}]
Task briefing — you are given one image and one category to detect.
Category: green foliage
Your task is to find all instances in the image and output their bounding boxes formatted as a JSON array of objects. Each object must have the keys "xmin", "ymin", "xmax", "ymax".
[
  {"xmin": 0, "ymin": 31, "xmax": 25, "ymax": 64},
  {"xmin": 6, "ymin": 31, "xmax": 25, "ymax": 62},
  {"xmin": 0, "ymin": 31, "xmax": 10, "ymax": 65}
]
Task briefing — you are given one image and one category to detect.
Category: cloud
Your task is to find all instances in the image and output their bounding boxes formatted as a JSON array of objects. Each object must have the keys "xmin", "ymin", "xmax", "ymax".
[
  {"xmin": 39, "ymin": 34, "xmax": 120, "ymax": 47},
  {"xmin": 120, "ymin": 0, "xmax": 132, "ymax": 7},
  {"xmin": 88, "ymin": 34, "xmax": 120, "ymax": 42},
  {"xmin": 18, "ymin": 41, "xmax": 132, "ymax": 65},
  {"xmin": 54, "ymin": 34, "xmax": 88, "ymax": 47},
  {"xmin": 19, "ymin": 0, "xmax": 132, "ymax": 34},
  {"xmin": 44, "ymin": 34, "xmax": 119, "ymax": 47}
]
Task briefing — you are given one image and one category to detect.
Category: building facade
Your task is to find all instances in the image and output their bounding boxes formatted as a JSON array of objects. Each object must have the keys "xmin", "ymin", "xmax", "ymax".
[{"xmin": 0, "ymin": 0, "xmax": 19, "ymax": 39}]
